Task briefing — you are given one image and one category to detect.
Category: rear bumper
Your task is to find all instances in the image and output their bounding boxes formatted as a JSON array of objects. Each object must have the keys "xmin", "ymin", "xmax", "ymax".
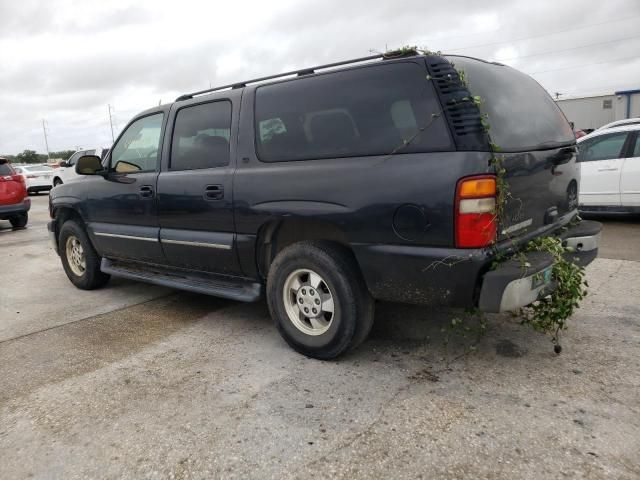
[
  {"xmin": 478, "ymin": 220, "xmax": 602, "ymax": 313},
  {"xmin": 0, "ymin": 199, "xmax": 31, "ymax": 219},
  {"xmin": 352, "ymin": 219, "xmax": 602, "ymax": 310}
]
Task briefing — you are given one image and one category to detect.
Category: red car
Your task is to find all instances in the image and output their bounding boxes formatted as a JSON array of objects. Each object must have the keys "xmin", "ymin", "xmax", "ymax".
[{"xmin": 0, "ymin": 157, "xmax": 30, "ymax": 228}]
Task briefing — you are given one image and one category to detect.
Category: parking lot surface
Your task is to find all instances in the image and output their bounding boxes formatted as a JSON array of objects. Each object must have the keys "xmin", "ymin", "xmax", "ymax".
[{"xmin": 1, "ymin": 195, "xmax": 639, "ymax": 479}]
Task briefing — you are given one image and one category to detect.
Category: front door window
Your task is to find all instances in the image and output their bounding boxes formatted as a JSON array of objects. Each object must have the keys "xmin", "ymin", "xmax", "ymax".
[{"xmin": 111, "ymin": 113, "xmax": 164, "ymax": 173}]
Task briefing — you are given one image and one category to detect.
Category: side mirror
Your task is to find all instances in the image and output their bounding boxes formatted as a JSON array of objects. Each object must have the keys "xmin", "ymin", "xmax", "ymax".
[
  {"xmin": 76, "ymin": 155, "xmax": 104, "ymax": 175},
  {"xmin": 59, "ymin": 161, "xmax": 68, "ymax": 167}
]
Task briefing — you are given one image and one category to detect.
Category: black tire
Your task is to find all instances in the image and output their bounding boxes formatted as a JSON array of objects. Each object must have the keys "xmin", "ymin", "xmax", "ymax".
[
  {"xmin": 267, "ymin": 241, "xmax": 374, "ymax": 359},
  {"xmin": 53, "ymin": 178, "xmax": 62, "ymax": 187},
  {"xmin": 9, "ymin": 213, "xmax": 28, "ymax": 228},
  {"xmin": 59, "ymin": 220, "xmax": 110, "ymax": 290}
]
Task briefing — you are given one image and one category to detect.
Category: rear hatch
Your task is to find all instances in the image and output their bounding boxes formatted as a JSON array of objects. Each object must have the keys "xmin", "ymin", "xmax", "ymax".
[
  {"xmin": 0, "ymin": 160, "xmax": 27, "ymax": 206},
  {"xmin": 447, "ymin": 56, "xmax": 578, "ymax": 241}
]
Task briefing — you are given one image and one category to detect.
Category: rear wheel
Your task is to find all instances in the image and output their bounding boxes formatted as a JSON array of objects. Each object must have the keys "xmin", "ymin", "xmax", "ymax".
[
  {"xmin": 267, "ymin": 241, "xmax": 374, "ymax": 359},
  {"xmin": 9, "ymin": 213, "xmax": 28, "ymax": 228},
  {"xmin": 53, "ymin": 178, "xmax": 63, "ymax": 187},
  {"xmin": 59, "ymin": 220, "xmax": 110, "ymax": 290}
]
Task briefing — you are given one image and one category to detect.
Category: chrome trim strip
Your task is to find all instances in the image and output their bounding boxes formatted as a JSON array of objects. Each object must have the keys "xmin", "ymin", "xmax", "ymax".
[
  {"xmin": 94, "ymin": 232, "xmax": 157, "ymax": 242},
  {"xmin": 162, "ymin": 239, "xmax": 232, "ymax": 250}
]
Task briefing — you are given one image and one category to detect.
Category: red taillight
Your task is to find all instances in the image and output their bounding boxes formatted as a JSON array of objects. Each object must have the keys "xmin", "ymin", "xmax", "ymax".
[
  {"xmin": 455, "ymin": 175, "xmax": 497, "ymax": 248},
  {"xmin": 14, "ymin": 175, "xmax": 26, "ymax": 184}
]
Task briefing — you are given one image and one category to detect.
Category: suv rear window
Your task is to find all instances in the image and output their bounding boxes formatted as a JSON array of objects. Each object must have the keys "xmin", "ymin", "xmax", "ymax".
[
  {"xmin": 255, "ymin": 62, "xmax": 453, "ymax": 162},
  {"xmin": 449, "ymin": 56, "xmax": 575, "ymax": 152},
  {"xmin": 0, "ymin": 163, "xmax": 14, "ymax": 175}
]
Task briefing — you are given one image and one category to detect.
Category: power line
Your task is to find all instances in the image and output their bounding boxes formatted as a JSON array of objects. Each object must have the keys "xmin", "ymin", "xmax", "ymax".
[
  {"xmin": 492, "ymin": 34, "xmax": 640, "ymax": 62},
  {"xmin": 526, "ymin": 54, "xmax": 639, "ymax": 75},
  {"xmin": 447, "ymin": 14, "xmax": 640, "ymax": 52}
]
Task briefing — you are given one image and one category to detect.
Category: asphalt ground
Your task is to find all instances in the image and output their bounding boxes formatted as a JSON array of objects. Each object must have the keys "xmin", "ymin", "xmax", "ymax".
[{"xmin": 1, "ymin": 194, "xmax": 639, "ymax": 479}]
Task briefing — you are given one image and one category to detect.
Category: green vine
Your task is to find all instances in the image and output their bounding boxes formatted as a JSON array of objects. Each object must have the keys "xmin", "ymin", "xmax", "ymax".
[{"xmin": 519, "ymin": 237, "xmax": 588, "ymax": 351}]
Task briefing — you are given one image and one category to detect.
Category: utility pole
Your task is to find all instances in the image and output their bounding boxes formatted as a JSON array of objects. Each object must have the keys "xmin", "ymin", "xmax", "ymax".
[
  {"xmin": 108, "ymin": 104, "xmax": 115, "ymax": 143},
  {"xmin": 42, "ymin": 119, "xmax": 51, "ymax": 161}
]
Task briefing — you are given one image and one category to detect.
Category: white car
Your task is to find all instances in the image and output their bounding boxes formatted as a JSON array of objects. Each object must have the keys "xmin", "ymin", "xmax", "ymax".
[
  {"xmin": 53, "ymin": 148, "xmax": 107, "ymax": 186},
  {"xmin": 577, "ymin": 124, "xmax": 640, "ymax": 212},
  {"xmin": 595, "ymin": 117, "xmax": 640, "ymax": 131},
  {"xmin": 13, "ymin": 164, "xmax": 55, "ymax": 195}
]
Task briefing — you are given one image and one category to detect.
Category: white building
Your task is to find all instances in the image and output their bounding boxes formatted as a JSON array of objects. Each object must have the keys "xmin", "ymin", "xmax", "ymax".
[{"xmin": 556, "ymin": 88, "xmax": 640, "ymax": 131}]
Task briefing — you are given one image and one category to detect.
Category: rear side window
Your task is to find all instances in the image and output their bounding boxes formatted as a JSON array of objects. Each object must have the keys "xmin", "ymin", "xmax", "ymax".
[
  {"xmin": 0, "ymin": 163, "xmax": 14, "ymax": 175},
  {"xmin": 579, "ymin": 132, "xmax": 628, "ymax": 162},
  {"xmin": 171, "ymin": 101, "xmax": 231, "ymax": 170},
  {"xmin": 255, "ymin": 62, "xmax": 452, "ymax": 162},
  {"xmin": 449, "ymin": 56, "xmax": 575, "ymax": 152}
]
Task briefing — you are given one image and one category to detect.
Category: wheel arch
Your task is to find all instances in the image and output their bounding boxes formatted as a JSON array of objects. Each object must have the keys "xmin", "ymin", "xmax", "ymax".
[
  {"xmin": 52, "ymin": 206, "xmax": 90, "ymax": 251},
  {"xmin": 255, "ymin": 218, "xmax": 355, "ymax": 279}
]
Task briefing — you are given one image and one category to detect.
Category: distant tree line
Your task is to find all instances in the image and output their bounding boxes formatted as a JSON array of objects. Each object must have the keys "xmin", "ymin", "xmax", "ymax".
[{"xmin": 0, "ymin": 149, "xmax": 76, "ymax": 163}]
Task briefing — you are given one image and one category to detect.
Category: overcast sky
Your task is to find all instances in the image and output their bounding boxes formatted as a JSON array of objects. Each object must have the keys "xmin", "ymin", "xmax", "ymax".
[{"xmin": 1, "ymin": 0, "xmax": 638, "ymax": 155}]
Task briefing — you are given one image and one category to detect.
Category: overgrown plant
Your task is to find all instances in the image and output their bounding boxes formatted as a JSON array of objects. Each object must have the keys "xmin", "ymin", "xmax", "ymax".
[{"xmin": 519, "ymin": 237, "xmax": 588, "ymax": 352}]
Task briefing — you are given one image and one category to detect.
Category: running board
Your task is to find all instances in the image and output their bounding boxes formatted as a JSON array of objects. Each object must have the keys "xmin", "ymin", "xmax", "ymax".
[{"xmin": 101, "ymin": 258, "xmax": 262, "ymax": 302}]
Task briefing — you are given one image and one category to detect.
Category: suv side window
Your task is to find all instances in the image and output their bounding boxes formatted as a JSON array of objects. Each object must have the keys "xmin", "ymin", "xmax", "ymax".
[
  {"xmin": 110, "ymin": 113, "xmax": 164, "ymax": 173},
  {"xmin": 170, "ymin": 101, "xmax": 231, "ymax": 170},
  {"xmin": 579, "ymin": 132, "xmax": 628, "ymax": 162},
  {"xmin": 67, "ymin": 152, "xmax": 82, "ymax": 166},
  {"xmin": 254, "ymin": 62, "xmax": 452, "ymax": 162}
]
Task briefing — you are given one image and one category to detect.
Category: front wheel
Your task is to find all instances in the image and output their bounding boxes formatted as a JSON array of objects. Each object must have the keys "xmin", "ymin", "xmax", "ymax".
[
  {"xmin": 59, "ymin": 220, "xmax": 110, "ymax": 290},
  {"xmin": 9, "ymin": 213, "xmax": 28, "ymax": 228},
  {"xmin": 267, "ymin": 241, "xmax": 374, "ymax": 359}
]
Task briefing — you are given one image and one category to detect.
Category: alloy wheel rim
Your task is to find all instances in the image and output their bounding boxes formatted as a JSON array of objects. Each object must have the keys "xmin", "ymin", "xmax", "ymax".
[
  {"xmin": 65, "ymin": 235, "xmax": 86, "ymax": 277},
  {"xmin": 282, "ymin": 268, "xmax": 335, "ymax": 336}
]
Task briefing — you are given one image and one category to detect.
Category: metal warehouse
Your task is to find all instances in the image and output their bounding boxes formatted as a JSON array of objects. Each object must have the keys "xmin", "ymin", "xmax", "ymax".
[{"xmin": 556, "ymin": 88, "xmax": 640, "ymax": 131}]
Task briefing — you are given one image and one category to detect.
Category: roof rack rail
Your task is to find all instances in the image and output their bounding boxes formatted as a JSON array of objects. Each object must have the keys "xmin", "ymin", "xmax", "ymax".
[{"xmin": 175, "ymin": 53, "xmax": 389, "ymax": 101}]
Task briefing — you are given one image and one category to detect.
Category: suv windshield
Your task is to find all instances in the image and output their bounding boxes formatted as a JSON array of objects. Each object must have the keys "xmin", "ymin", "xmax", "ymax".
[{"xmin": 448, "ymin": 56, "xmax": 575, "ymax": 152}]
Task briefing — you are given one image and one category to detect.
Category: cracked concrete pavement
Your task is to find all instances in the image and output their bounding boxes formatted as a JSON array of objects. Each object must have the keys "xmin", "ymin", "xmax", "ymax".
[{"xmin": 0, "ymin": 195, "xmax": 639, "ymax": 479}]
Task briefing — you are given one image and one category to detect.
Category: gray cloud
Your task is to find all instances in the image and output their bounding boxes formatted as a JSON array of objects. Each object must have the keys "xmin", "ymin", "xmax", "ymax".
[{"xmin": 1, "ymin": 0, "xmax": 639, "ymax": 154}]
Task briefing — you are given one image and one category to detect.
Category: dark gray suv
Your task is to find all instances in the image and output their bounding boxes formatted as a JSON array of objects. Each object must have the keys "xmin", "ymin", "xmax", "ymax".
[{"xmin": 48, "ymin": 52, "xmax": 601, "ymax": 358}]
